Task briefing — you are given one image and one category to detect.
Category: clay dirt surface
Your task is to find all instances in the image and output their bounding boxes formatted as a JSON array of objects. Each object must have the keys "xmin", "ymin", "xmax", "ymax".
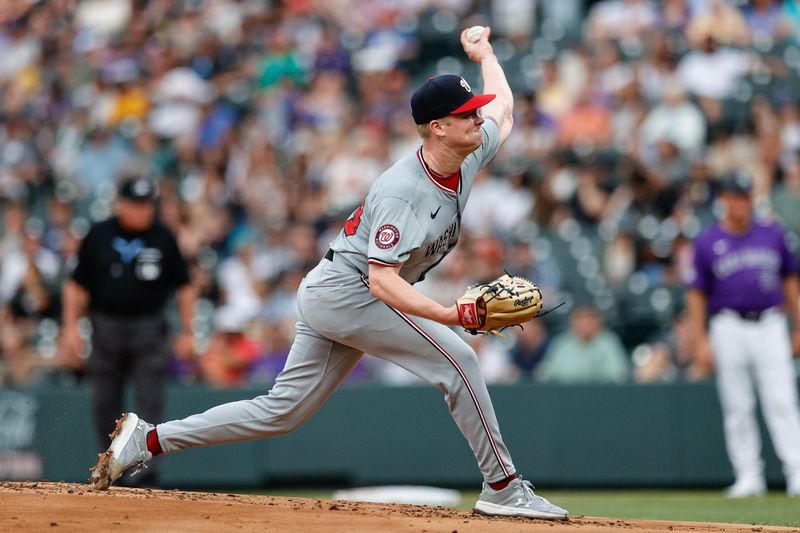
[{"xmin": 0, "ymin": 481, "xmax": 796, "ymax": 533}]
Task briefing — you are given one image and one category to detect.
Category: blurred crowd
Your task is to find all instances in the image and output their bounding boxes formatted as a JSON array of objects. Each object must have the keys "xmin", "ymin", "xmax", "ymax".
[{"xmin": 2, "ymin": 0, "xmax": 800, "ymax": 389}]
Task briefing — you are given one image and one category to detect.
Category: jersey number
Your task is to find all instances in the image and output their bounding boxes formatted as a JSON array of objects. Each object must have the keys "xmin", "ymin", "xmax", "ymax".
[{"xmin": 344, "ymin": 202, "xmax": 364, "ymax": 236}]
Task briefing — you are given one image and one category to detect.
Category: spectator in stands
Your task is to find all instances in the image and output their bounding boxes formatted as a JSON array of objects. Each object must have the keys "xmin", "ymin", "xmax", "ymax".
[
  {"xmin": 0, "ymin": 222, "xmax": 61, "ymax": 387},
  {"xmin": 464, "ymin": 334, "xmax": 518, "ymax": 385},
  {"xmin": 742, "ymin": 0, "xmax": 792, "ymax": 44},
  {"xmin": 0, "ymin": 203, "xmax": 27, "ymax": 258},
  {"xmin": 0, "ymin": 13, "xmax": 41, "ymax": 83},
  {"xmin": 685, "ymin": 0, "xmax": 750, "ymax": 47},
  {"xmin": 200, "ymin": 308, "xmax": 262, "ymax": 389},
  {"xmin": 0, "ymin": 222, "xmax": 61, "ymax": 321},
  {"xmin": 783, "ymin": 0, "xmax": 800, "ymax": 42},
  {"xmin": 73, "ymin": 127, "xmax": 136, "ymax": 201},
  {"xmin": 594, "ymin": 41, "xmax": 635, "ymax": 102},
  {"xmin": 639, "ymin": 81, "xmax": 706, "ymax": 161},
  {"xmin": 1, "ymin": 0, "xmax": 799, "ymax": 393},
  {"xmin": 0, "ymin": 306, "xmax": 45, "ymax": 387},
  {"xmin": 462, "ymin": 170, "xmax": 534, "ymax": 235},
  {"xmin": 676, "ymin": 29, "xmax": 751, "ymax": 122},
  {"xmin": 658, "ymin": 0, "xmax": 692, "ymax": 35},
  {"xmin": 506, "ymin": 239, "xmax": 562, "ymax": 297},
  {"xmin": 467, "ymin": 234, "xmax": 506, "ymax": 284},
  {"xmin": 556, "ymin": 87, "xmax": 613, "ymax": 152},
  {"xmin": 632, "ymin": 342, "xmax": 681, "ymax": 383},
  {"xmin": 637, "ymin": 32, "xmax": 682, "ymax": 105},
  {"xmin": 778, "ymin": 101, "xmax": 800, "ymax": 169},
  {"xmin": 41, "ymin": 197, "xmax": 77, "ymax": 255},
  {"xmin": 631, "ymin": 312, "xmax": 700, "ymax": 383},
  {"xmin": 706, "ymin": 125, "xmax": 768, "ymax": 198},
  {"xmin": 248, "ymin": 317, "xmax": 297, "ymax": 386},
  {"xmin": 256, "ymin": 26, "xmax": 307, "ymax": 91},
  {"xmin": 772, "ymin": 156, "xmax": 800, "ymax": 233},
  {"xmin": 586, "ymin": 0, "xmax": 658, "ymax": 45},
  {"xmin": 535, "ymin": 58, "xmax": 579, "ymax": 121},
  {"xmin": 508, "ymin": 320, "xmax": 551, "ymax": 379},
  {"xmin": 603, "ymin": 233, "xmax": 637, "ymax": 289},
  {"xmin": 215, "ymin": 227, "xmax": 264, "ymax": 326},
  {"xmin": 536, "ymin": 305, "xmax": 629, "ymax": 384},
  {"xmin": 502, "ymin": 92, "xmax": 557, "ymax": 163},
  {"xmin": 416, "ymin": 247, "xmax": 473, "ymax": 307},
  {"xmin": 491, "ymin": 0, "xmax": 536, "ymax": 46}
]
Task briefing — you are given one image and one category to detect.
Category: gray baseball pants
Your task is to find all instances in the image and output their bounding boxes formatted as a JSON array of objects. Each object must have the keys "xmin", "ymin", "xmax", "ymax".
[{"xmin": 156, "ymin": 259, "xmax": 516, "ymax": 482}]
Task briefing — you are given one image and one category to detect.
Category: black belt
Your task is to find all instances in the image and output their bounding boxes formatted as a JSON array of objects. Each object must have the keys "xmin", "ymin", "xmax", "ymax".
[
  {"xmin": 323, "ymin": 248, "xmax": 365, "ymax": 276},
  {"xmin": 726, "ymin": 308, "xmax": 772, "ymax": 321}
]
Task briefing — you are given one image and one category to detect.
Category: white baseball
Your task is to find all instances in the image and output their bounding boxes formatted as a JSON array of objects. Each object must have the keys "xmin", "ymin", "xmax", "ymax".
[{"xmin": 466, "ymin": 26, "xmax": 485, "ymax": 43}]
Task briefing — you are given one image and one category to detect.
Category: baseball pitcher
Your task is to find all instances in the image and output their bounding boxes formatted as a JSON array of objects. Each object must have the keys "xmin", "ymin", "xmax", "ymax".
[{"xmin": 87, "ymin": 27, "xmax": 568, "ymax": 519}]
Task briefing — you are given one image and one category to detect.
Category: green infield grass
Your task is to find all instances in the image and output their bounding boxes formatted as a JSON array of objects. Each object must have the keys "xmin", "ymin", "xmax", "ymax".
[
  {"xmin": 461, "ymin": 489, "xmax": 800, "ymax": 527},
  {"xmin": 237, "ymin": 488, "xmax": 799, "ymax": 527}
]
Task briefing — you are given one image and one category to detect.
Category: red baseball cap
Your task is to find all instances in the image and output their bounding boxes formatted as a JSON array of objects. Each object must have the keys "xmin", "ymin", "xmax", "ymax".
[{"xmin": 411, "ymin": 75, "xmax": 495, "ymax": 125}]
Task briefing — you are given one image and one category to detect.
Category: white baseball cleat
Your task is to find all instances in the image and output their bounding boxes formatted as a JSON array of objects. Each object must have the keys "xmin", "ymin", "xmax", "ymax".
[
  {"xmin": 474, "ymin": 477, "xmax": 569, "ymax": 520},
  {"xmin": 724, "ymin": 478, "xmax": 766, "ymax": 498},
  {"xmin": 787, "ymin": 478, "xmax": 800, "ymax": 498},
  {"xmin": 88, "ymin": 412, "xmax": 153, "ymax": 490}
]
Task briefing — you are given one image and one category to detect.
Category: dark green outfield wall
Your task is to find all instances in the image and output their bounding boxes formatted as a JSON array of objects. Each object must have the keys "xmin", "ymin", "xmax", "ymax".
[{"xmin": 0, "ymin": 382, "xmax": 788, "ymax": 488}]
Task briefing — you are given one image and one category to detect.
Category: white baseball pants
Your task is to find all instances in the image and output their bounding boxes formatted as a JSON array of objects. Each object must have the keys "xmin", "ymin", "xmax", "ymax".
[{"xmin": 709, "ymin": 309, "xmax": 800, "ymax": 485}]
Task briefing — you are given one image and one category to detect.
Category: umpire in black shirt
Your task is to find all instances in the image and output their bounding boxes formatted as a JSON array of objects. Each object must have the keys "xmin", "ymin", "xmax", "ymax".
[{"xmin": 61, "ymin": 177, "xmax": 196, "ymax": 486}]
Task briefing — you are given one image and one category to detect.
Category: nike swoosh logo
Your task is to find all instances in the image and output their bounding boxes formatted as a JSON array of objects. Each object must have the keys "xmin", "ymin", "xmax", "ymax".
[{"xmin": 430, "ymin": 206, "xmax": 441, "ymax": 219}]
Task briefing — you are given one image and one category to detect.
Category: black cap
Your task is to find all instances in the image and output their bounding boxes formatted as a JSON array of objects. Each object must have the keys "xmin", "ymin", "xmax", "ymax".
[
  {"xmin": 411, "ymin": 74, "xmax": 495, "ymax": 125},
  {"xmin": 118, "ymin": 178, "xmax": 156, "ymax": 201},
  {"xmin": 719, "ymin": 172, "xmax": 753, "ymax": 196}
]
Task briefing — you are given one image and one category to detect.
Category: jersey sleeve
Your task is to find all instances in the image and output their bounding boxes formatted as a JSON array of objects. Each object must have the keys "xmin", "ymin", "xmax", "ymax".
[
  {"xmin": 460, "ymin": 118, "xmax": 501, "ymax": 190},
  {"xmin": 161, "ymin": 227, "xmax": 191, "ymax": 287},
  {"xmin": 71, "ymin": 225, "xmax": 98, "ymax": 289},
  {"xmin": 367, "ymin": 196, "xmax": 425, "ymax": 266},
  {"xmin": 684, "ymin": 239, "xmax": 712, "ymax": 293},
  {"xmin": 777, "ymin": 225, "xmax": 799, "ymax": 276},
  {"xmin": 473, "ymin": 117, "xmax": 501, "ymax": 168}
]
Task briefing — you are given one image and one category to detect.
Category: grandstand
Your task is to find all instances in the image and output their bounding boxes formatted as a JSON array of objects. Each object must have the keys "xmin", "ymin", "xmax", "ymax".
[{"xmin": 0, "ymin": 0, "xmax": 799, "ymax": 390}]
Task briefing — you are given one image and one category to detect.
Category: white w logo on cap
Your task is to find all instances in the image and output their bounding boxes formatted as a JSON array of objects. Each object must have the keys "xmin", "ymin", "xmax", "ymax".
[{"xmin": 459, "ymin": 77, "xmax": 471, "ymax": 93}]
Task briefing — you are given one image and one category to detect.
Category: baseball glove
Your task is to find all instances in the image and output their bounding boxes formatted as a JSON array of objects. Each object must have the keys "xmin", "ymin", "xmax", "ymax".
[{"xmin": 456, "ymin": 274, "xmax": 544, "ymax": 336}]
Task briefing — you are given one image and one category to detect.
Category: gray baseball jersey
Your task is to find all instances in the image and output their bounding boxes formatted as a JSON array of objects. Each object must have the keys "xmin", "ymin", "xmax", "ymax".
[
  {"xmin": 155, "ymin": 117, "xmax": 517, "ymax": 483},
  {"xmin": 329, "ymin": 117, "xmax": 501, "ymax": 283}
]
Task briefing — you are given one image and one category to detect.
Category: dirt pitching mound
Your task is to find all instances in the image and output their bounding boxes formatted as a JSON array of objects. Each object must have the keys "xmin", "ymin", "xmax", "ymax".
[{"xmin": 0, "ymin": 482, "xmax": 792, "ymax": 533}]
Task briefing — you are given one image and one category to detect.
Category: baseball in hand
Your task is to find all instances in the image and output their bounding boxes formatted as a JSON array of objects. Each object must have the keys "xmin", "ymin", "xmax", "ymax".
[{"xmin": 466, "ymin": 26, "xmax": 485, "ymax": 43}]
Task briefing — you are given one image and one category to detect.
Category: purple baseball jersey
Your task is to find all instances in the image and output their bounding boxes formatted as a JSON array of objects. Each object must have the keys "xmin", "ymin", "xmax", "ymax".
[{"xmin": 685, "ymin": 220, "xmax": 798, "ymax": 314}]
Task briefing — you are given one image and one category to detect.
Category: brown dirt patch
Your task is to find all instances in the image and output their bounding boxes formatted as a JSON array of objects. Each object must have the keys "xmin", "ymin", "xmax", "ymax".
[{"xmin": 0, "ymin": 482, "xmax": 794, "ymax": 533}]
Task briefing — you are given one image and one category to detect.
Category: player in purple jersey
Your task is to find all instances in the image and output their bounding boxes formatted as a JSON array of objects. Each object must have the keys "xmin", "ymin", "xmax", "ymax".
[{"xmin": 685, "ymin": 172, "xmax": 800, "ymax": 498}]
